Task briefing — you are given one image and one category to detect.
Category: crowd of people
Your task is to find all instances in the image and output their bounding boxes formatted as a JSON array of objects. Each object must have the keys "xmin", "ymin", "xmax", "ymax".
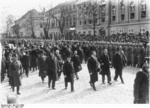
[{"xmin": 0, "ymin": 39, "xmax": 149, "ymax": 104}]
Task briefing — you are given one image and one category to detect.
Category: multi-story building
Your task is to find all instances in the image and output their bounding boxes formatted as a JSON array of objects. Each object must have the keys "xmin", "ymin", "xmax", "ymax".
[
  {"xmin": 14, "ymin": 9, "xmax": 44, "ymax": 38},
  {"xmin": 76, "ymin": 0, "xmax": 150, "ymax": 36},
  {"xmin": 109, "ymin": 0, "xmax": 150, "ymax": 35},
  {"xmin": 13, "ymin": 0, "xmax": 150, "ymax": 39},
  {"xmin": 46, "ymin": 0, "xmax": 77, "ymax": 40}
]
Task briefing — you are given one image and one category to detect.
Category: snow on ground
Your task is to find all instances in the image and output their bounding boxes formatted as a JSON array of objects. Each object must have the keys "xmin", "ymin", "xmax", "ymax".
[{"xmin": 0, "ymin": 64, "xmax": 141, "ymax": 104}]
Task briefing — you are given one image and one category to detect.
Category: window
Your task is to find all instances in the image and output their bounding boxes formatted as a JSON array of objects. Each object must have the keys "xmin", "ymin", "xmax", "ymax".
[
  {"xmin": 130, "ymin": 13, "xmax": 135, "ymax": 19},
  {"xmin": 84, "ymin": 20, "xmax": 86, "ymax": 25},
  {"xmin": 101, "ymin": 17, "xmax": 105, "ymax": 22},
  {"xmin": 79, "ymin": 20, "xmax": 82, "ymax": 25},
  {"xmin": 88, "ymin": 31, "xmax": 91, "ymax": 35},
  {"xmin": 112, "ymin": 6, "xmax": 116, "ymax": 15},
  {"xmin": 121, "ymin": 14, "xmax": 125, "ymax": 20},
  {"xmin": 130, "ymin": 1, "xmax": 135, "ymax": 12},
  {"xmin": 121, "ymin": 5, "xmax": 125, "ymax": 13},
  {"xmin": 141, "ymin": 2, "xmax": 146, "ymax": 18},
  {"xmin": 40, "ymin": 23, "xmax": 43, "ymax": 28},
  {"xmin": 141, "ymin": 11, "xmax": 146, "ymax": 18},
  {"xmin": 112, "ymin": 16, "xmax": 116, "ymax": 21},
  {"xmin": 73, "ymin": 22, "xmax": 76, "ymax": 27},
  {"xmin": 89, "ymin": 19, "xmax": 92, "ymax": 24}
]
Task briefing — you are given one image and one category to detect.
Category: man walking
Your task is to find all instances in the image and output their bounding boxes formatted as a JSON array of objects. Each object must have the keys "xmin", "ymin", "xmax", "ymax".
[
  {"xmin": 100, "ymin": 48, "xmax": 111, "ymax": 85},
  {"xmin": 87, "ymin": 50, "xmax": 100, "ymax": 91},
  {"xmin": 9, "ymin": 53, "xmax": 22, "ymax": 95},
  {"xmin": 113, "ymin": 46, "xmax": 126, "ymax": 84},
  {"xmin": 47, "ymin": 51, "xmax": 58, "ymax": 89},
  {"xmin": 63, "ymin": 56, "xmax": 75, "ymax": 92}
]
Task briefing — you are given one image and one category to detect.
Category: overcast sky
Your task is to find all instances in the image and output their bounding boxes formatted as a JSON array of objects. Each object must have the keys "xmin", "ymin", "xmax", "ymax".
[{"xmin": 0, "ymin": 0, "xmax": 70, "ymax": 33}]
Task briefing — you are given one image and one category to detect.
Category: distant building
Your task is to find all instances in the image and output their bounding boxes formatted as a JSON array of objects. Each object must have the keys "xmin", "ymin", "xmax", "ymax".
[
  {"xmin": 46, "ymin": 0, "xmax": 77, "ymax": 40},
  {"xmin": 14, "ymin": 9, "xmax": 44, "ymax": 38},
  {"xmin": 76, "ymin": 0, "xmax": 150, "ymax": 36},
  {"xmin": 13, "ymin": 0, "xmax": 150, "ymax": 39}
]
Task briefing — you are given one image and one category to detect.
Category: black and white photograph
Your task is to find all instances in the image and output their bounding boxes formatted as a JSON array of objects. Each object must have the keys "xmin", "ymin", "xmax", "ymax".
[{"xmin": 0, "ymin": 0, "xmax": 149, "ymax": 105}]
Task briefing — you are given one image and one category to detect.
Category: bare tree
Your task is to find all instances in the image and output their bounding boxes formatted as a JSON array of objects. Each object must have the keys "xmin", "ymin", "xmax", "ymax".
[
  {"xmin": 49, "ymin": 7, "xmax": 67, "ymax": 40},
  {"xmin": 29, "ymin": 12, "xmax": 36, "ymax": 38},
  {"xmin": 43, "ymin": 9, "xmax": 51, "ymax": 39},
  {"xmin": 12, "ymin": 24, "xmax": 20, "ymax": 38},
  {"xmin": 6, "ymin": 15, "xmax": 15, "ymax": 37},
  {"xmin": 26, "ymin": 11, "xmax": 36, "ymax": 38},
  {"xmin": 79, "ymin": 1, "xmax": 99, "ymax": 40}
]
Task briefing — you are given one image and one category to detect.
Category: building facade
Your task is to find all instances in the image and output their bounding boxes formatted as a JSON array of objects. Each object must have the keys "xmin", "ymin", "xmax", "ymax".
[
  {"xmin": 14, "ymin": 9, "xmax": 44, "ymax": 38},
  {"xmin": 13, "ymin": 0, "xmax": 150, "ymax": 39},
  {"xmin": 76, "ymin": 0, "xmax": 150, "ymax": 36},
  {"xmin": 109, "ymin": 0, "xmax": 150, "ymax": 35}
]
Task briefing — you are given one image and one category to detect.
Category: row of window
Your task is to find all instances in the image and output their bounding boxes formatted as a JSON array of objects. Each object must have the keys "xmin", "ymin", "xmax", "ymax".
[{"xmin": 112, "ymin": 10, "xmax": 146, "ymax": 21}]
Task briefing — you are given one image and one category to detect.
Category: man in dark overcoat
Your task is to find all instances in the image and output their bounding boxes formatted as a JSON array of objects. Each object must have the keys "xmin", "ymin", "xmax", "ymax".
[
  {"xmin": 71, "ymin": 50, "xmax": 81, "ymax": 80},
  {"xmin": 100, "ymin": 48, "xmax": 111, "ymax": 84},
  {"xmin": 38, "ymin": 52, "xmax": 47, "ymax": 83},
  {"xmin": 21, "ymin": 51, "xmax": 30, "ymax": 77},
  {"xmin": 113, "ymin": 46, "xmax": 126, "ymax": 84},
  {"xmin": 46, "ymin": 52, "xmax": 58, "ymax": 89},
  {"xmin": 87, "ymin": 50, "xmax": 100, "ymax": 91},
  {"xmin": 9, "ymin": 53, "xmax": 22, "ymax": 95},
  {"xmin": 63, "ymin": 56, "xmax": 75, "ymax": 92},
  {"xmin": 1, "ymin": 53, "xmax": 6, "ymax": 82}
]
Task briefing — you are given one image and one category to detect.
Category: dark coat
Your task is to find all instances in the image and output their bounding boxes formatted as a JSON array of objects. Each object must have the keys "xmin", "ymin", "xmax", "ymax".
[
  {"xmin": 55, "ymin": 54, "xmax": 63, "ymax": 72},
  {"xmin": 63, "ymin": 61, "xmax": 74, "ymax": 82},
  {"xmin": 46, "ymin": 56, "xmax": 58, "ymax": 81},
  {"xmin": 21, "ymin": 54, "xmax": 30, "ymax": 69},
  {"xmin": 1, "ymin": 57, "xmax": 6, "ymax": 82},
  {"xmin": 30, "ymin": 50, "xmax": 38, "ymax": 68},
  {"xmin": 9, "ymin": 60, "xmax": 22, "ymax": 87},
  {"xmin": 113, "ymin": 52, "xmax": 125, "ymax": 71},
  {"xmin": 38, "ymin": 56, "xmax": 47, "ymax": 77},
  {"xmin": 71, "ymin": 54, "xmax": 81, "ymax": 73},
  {"xmin": 77, "ymin": 48, "xmax": 84, "ymax": 63},
  {"xmin": 87, "ymin": 56, "xmax": 99, "ymax": 83},
  {"xmin": 134, "ymin": 71, "xmax": 149, "ymax": 104},
  {"xmin": 100, "ymin": 54, "xmax": 110, "ymax": 75}
]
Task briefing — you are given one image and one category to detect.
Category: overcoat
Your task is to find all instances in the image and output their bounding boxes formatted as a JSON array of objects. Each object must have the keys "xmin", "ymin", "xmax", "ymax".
[
  {"xmin": 71, "ymin": 54, "xmax": 81, "ymax": 73},
  {"xmin": 100, "ymin": 54, "xmax": 110, "ymax": 75},
  {"xmin": 63, "ymin": 61, "xmax": 74, "ymax": 82},
  {"xmin": 38, "ymin": 56, "xmax": 47, "ymax": 78},
  {"xmin": 9, "ymin": 60, "xmax": 22, "ymax": 87},
  {"xmin": 46, "ymin": 56, "xmax": 58, "ymax": 81},
  {"xmin": 87, "ymin": 56, "xmax": 99, "ymax": 83},
  {"xmin": 134, "ymin": 71, "xmax": 149, "ymax": 104}
]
